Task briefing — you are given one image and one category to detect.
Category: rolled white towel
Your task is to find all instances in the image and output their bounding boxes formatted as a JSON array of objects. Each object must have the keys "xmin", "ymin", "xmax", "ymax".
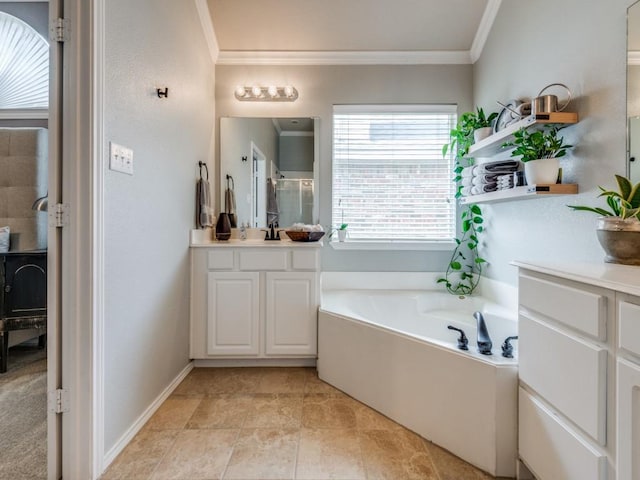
[
  {"xmin": 471, "ymin": 183, "xmax": 498, "ymax": 195},
  {"xmin": 460, "ymin": 176, "xmax": 474, "ymax": 187},
  {"xmin": 460, "ymin": 186, "xmax": 473, "ymax": 197},
  {"xmin": 461, "ymin": 166, "xmax": 475, "ymax": 178}
]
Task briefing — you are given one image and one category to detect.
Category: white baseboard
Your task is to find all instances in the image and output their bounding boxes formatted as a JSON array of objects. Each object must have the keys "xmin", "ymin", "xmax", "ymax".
[
  {"xmin": 193, "ymin": 358, "xmax": 317, "ymax": 368},
  {"xmin": 101, "ymin": 361, "xmax": 194, "ymax": 471}
]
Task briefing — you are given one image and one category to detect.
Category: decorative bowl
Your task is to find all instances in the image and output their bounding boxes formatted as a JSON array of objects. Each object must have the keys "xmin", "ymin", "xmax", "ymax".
[{"xmin": 285, "ymin": 231, "xmax": 325, "ymax": 242}]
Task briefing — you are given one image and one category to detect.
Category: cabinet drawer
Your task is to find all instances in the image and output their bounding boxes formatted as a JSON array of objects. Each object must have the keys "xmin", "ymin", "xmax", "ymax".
[
  {"xmin": 292, "ymin": 250, "xmax": 318, "ymax": 270},
  {"xmin": 619, "ymin": 300, "xmax": 640, "ymax": 358},
  {"xmin": 207, "ymin": 250, "xmax": 235, "ymax": 270},
  {"xmin": 519, "ymin": 274, "xmax": 606, "ymax": 340},
  {"xmin": 519, "ymin": 314, "xmax": 607, "ymax": 444},
  {"xmin": 616, "ymin": 358, "xmax": 640, "ymax": 480},
  {"xmin": 239, "ymin": 251, "xmax": 287, "ymax": 270},
  {"xmin": 519, "ymin": 388, "xmax": 607, "ymax": 480}
]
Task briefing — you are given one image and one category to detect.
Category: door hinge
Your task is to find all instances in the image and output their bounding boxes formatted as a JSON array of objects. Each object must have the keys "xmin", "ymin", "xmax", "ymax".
[
  {"xmin": 50, "ymin": 203, "xmax": 69, "ymax": 228},
  {"xmin": 48, "ymin": 389, "xmax": 70, "ymax": 414},
  {"xmin": 50, "ymin": 17, "xmax": 69, "ymax": 43}
]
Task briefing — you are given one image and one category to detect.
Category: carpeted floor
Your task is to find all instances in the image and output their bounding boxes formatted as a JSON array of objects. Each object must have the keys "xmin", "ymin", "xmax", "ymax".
[{"xmin": 0, "ymin": 343, "xmax": 47, "ymax": 479}]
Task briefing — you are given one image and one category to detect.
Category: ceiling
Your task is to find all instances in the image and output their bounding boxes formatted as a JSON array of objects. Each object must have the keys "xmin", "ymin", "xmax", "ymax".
[{"xmin": 205, "ymin": 0, "xmax": 497, "ymax": 64}]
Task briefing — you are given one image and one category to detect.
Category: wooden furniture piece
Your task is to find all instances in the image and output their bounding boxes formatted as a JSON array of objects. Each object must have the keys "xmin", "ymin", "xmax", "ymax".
[
  {"xmin": 0, "ymin": 250, "xmax": 47, "ymax": 373},
  {"xmin": 515, "ymin": 261, "xmax": 640, "ymax": 480}
]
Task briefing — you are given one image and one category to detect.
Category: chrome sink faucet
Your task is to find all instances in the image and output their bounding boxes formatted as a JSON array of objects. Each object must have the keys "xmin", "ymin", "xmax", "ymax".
[{"xmin": 473, "ymin": 311, "xmax": 493, "ymax": 355}]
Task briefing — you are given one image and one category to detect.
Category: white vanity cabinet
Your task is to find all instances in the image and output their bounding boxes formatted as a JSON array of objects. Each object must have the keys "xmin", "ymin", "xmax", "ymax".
[
  {"xmin": 190, "ymin": 241, "xmax": 321, "ymax": 364},
  {"xmin": 616, "ymin": 294, "xmax": 640, "ymax": 480},
  {"xmin": 515, "ymin": 262, "xmax": 640, "ymax": 480}
]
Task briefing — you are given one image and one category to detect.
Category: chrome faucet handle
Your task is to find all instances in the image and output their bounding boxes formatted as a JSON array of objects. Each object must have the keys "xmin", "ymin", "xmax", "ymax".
[
  {"xmin": 447, "ymin": 325, "xmax": 469, "ymax": 351},
  {"xmin": 501, "ymin": 335, "xmax": 518, "ymax": 358}
]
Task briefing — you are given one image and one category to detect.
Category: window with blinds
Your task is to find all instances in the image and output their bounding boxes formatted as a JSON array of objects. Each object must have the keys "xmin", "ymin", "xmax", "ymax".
[{"xmin": 332, "ymin": 105, "xmax": 456, "ymax": 243}]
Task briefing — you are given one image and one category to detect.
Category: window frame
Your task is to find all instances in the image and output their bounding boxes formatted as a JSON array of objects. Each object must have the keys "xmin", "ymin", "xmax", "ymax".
[{"xmin": 331, "ymin": 104, "xmax": 457, "ymax": 251}]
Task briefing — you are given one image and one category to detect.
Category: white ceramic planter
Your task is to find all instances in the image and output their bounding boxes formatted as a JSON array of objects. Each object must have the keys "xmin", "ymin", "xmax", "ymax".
[
  {"xmin": 523, "ymin": 157, "xmax": 559, "ymax": 185},
  {"xmin": 337, "ymin": 229, "xmax": 347, "ymax": 242},
  {"xmin": 474, "ymin": 127, "xmax": 493, "ymax": 143}
]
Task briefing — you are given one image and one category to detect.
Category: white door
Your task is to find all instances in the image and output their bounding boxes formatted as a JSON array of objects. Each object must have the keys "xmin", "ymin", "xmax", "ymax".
[
  {"xmin": 47, "ymin": 0, "xmax": 63, "ymax": 477},
  {"xmin": 265, "ymin": 272, "xmax": 317, "ymax": 355},
  {"xmin": 207, "ymin": 272, "xmax": 260, "ymax": 356},
  {"xmin": 617, "ymin": 358, "xmax": 640, "ymax": 480},
  {"xmin": 251, "ymin": 143, "xmax": 266, "ymax": 228}
]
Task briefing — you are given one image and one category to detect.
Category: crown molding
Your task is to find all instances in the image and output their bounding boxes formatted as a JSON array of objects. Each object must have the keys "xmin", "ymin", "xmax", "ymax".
[
  {"xmin": 194, "ymin": 0, "xmax": 219, "ymax": 63},
  {"xmin": 216, "ymin": 50, "xmax": 472, "ymax": 66},
  {"xmin": 629, "ymin": 50, "xmax": 640, "ymax": 65},
  {"xmin": 470, "ymin": 0, "xmax": 502, "ymax": 63}
]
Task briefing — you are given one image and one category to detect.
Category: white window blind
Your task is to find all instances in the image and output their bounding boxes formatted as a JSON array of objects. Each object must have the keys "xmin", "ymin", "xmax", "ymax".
[{"xmin": 332, "ymin": 105, "xmax": 456, "ymax": 242}]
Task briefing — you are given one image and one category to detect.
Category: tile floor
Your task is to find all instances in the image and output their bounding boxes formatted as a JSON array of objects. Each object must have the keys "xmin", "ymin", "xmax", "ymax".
[{"xmin": 101, "ymin": 367, "xmax": 495, "ymax": 480}]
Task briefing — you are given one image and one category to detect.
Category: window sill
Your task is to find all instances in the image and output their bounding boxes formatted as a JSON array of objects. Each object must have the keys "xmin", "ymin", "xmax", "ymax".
[{"xmin": 329, "ymin": 240, "xmax": 456, "ymax": 251}]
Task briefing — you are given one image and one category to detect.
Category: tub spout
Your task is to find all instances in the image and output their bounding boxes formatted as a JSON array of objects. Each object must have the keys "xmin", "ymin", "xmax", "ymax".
[{"xmin": 473, "ymin": 311, "xmax": 493, "ymax": 355}]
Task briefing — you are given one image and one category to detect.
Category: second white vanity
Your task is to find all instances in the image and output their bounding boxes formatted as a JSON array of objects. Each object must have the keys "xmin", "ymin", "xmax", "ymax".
[{"xmin": 190, "ymin": 231, "xmax": 321, "ymax": 366}]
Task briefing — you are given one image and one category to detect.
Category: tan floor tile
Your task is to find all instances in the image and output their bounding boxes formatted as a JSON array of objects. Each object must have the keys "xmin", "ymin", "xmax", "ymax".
[
  {"xmin": 101, "ymin": 429, "xmax": 178, "ymax": 480},
  {"xmin": 186, "ymin": 394, "xmax": 253, "ymax": 429},
  {"xmin": 151, "ymin": 429, "xmax": 238, "ymax": 480},
  {"xmin": 295, "ymin": 428, "xmax": 365, "ymax": 480},
  {"xmin": 354, "ymin": 403, "xmax": 404, "ymax": 431},
  {"xmin": 224, "ymin": 428, "xmax": 299, "ymax": 480},
  {"xmin": 425, "ymin": 441, "xmax": 495, "ymax": 480},
  {"xmin": 304, "ymin": 375, "xmax": 347, "ymax": 397},
  {"xmin": 144, "ymin": 397, "xmax": 202, "ymax": 431},
  {"xmin": 172, "ymin": 369, "xmax": 219, "ymax": 396},
  {"xmin": 302, "ymin": 395, "xmax": 358, "ymax": 429},
  {"xmin": 255, "ymin": 368, "xmax": 308, "ymax": 394},
  {"xmin": 243, "ymin": 394, "xmax": 303, "ymax": 428},
  {"xmin": 359, "ymin": 430, "xmax": 439, "ymax": 480}
]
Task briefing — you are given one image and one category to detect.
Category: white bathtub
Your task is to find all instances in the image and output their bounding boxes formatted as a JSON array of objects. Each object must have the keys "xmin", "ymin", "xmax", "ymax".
[{"xmin": 318, "ymin": 288, "xmax": 518, "ymax": 478}]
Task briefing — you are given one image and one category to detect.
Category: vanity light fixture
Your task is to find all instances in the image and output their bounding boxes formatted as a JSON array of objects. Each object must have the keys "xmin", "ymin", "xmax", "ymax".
[{"xmin": 234, "ymin": 85, "xmax": 298, "ymax": 102}]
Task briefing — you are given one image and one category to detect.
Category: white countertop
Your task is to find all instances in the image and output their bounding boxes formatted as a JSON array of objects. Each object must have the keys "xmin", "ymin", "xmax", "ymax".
[
  {"xmin": 190, "ymin": 228, "xmax": 324, "ymax": 248},
  {"xmin": 512, "ymin": 260, "xmax": 640, "ymax": 297}
]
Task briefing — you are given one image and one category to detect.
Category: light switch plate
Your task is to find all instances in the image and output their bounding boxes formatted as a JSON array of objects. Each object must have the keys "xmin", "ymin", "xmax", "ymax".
[{"xmin": 109, "ymin": 142, "xmax": 134, "ymax": 175}]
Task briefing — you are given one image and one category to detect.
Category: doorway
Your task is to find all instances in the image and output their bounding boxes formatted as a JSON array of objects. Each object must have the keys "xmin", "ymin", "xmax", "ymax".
[{"xmin": 0, "ymin": 1, "xmax": 61, "ymax": 478}]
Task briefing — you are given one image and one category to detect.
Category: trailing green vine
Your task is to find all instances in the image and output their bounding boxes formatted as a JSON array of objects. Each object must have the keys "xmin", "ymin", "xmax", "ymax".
[{"xmin": 437, "ymin": 108, "xmax": 490, "ymax": 296}]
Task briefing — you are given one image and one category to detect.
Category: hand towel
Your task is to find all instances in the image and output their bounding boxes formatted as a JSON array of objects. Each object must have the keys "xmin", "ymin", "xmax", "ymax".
[
  {"xmin": 460, "ymin": 186, "xmax": 473, "ymax": 197},
  {"xmin": 473, "ymin": 160, "xmax": 520, "ymax": 175},
  {"xmin": 196, "ymin": 178, "xmax": 214, "ymax": 228},
  {"xmin": 472, "ymin": 174, "xmax": 500, "ymax": 186},
  {"xmin": 224, "ymin": 187, "xmax": 237, "ymax": 227},
  {"xmin": 461, "ymin": 166, "xmax": 475, "ymax": 178},
  {"xmin": 471, "ymin": 183, "xmax": 498, "ymax": 195},
  {"xmin": 460, "ymin": 176, "xmax": 474, "ymax": 188},
  {"xmin": 266, "ymin": 178, "xmax": 279, "ymax": 227}
]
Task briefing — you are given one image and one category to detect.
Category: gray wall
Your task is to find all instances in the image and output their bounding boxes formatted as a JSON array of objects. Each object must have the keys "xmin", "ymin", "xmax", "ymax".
[
  {"xmin": 0, "ymin": 2, "xmax": 48, "ymax": 128},
  {"xmin": 0, "ymin": 2, "xmax": 48, "ymax": 38},
  {"xmin": 103, "ymin": 0, "xmax": 215, "ymax": 454},
  {"xmin": 279, "ymin": 135, "xmax": 313, "ymax": 172},
  {"xmin": 215, "ymin": 64, "xmax": 474, "ymax": 271},
  {"xmin": 473, "ymin": 0, "xmax": 632, "ymax": 285}
]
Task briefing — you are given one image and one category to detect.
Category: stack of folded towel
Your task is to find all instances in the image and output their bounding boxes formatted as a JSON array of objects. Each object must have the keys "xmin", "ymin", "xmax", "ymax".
[
  {"xmin": 496, "ymin": 174, "xmax": 514, "ymax": 191},
  {"xmin": 460, "ymin": 160, "xmax": 520, "ymax": 196}
]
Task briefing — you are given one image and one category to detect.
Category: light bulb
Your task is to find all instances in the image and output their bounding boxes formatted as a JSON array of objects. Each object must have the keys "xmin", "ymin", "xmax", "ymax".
[
  {"xmin": 267, "ymin": 85, "xmax": 278, "ymax": 97},
  {"xmin": 284, "ymin": 85, "xmax": 294, "ymax": 97},
  {"xmin": 251, "ymin": 86, "xmax": 262, "ymax": 97},
  {"xmin": 234, "ymin": 86, "xmax": 246, "ymax": 98}
]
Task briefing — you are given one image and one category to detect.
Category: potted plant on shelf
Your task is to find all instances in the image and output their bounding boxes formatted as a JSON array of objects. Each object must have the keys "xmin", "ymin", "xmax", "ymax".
[
  {"xmin": 568, "ymin": 174, "xmax": 640, "ymax": 265},
  {"xmin": 438, "ymin": 108, "xmax": 496, "ymax": 297},
  {"xmin": 442, "ymin": 107, "xmax": 498, "ymax": 159},
  {"xmin": 503, "ymin": 126, "xmax": 573, "ymax": 185}
]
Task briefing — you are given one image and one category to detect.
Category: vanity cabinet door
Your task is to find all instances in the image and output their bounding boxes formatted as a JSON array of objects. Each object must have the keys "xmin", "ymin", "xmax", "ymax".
[
  {"xmin": 617, "ymin": 358, "xmax": 640, "ymax": 480},
  {"xmin": 207, "ymin": 272, "xmax": 259, "ymax": 355},
  {"xmin": 265, "ymin": 272, "xmax": 317, "ymax": 355}
]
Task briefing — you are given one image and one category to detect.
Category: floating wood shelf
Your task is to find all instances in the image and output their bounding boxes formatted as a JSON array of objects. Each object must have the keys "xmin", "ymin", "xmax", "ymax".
[
  {"xmin": 467, "ymin": 112, "xmax": 579, "ymax": 158},
  {"xmin": 459, "ymin": 184, "xmax": 579, "ymax": 205}
]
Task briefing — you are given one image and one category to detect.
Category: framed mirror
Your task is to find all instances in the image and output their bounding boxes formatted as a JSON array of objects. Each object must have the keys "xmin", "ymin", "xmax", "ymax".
[
  {"xmin": 220, "ymin": 117, "xmax": 318, "ymax": 228},
  {"xmin": 628, "ymin": 1, "xmax": 640, "ymax": 183}
]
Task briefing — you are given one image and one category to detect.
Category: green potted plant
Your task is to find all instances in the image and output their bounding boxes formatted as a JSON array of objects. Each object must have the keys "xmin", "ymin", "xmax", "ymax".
[
  {"xmin": 329, "ymin": 223, "xmax": 348, "ymax": 242},
  {"xmin": 503, "ymin": 126, "xmax": 573, "ymax": 185},
  {"xmin": 439, "ymin": 108, "xmax": 495, "ymax": 297},
  {"xmin": 568, "ymin": 174, "xmax": 640, "ymax": 265},
  {"xmin": 442, "ymin": 107, "xmax": 498, "ymax": 159}
]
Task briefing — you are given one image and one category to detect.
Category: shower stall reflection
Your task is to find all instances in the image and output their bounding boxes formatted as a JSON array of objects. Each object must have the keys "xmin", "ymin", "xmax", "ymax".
[{"xmin": 276, "ymin": 178, "xmax": 314, "ymax": 227}]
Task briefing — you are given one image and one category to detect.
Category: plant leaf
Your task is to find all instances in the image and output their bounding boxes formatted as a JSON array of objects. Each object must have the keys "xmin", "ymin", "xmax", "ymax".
[
  {"xmin": 451, "ymin": 261, "xmax": 462, "ymax": 270},
  {"xmin": 615, "ymin": 174, "xmax": 632, "ymax": 200}
]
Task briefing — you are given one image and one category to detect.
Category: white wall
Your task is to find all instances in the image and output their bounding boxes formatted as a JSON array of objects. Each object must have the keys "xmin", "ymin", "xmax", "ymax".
[
  {"xmin": 103, "ymin": 0, "xmax": 215, "ymax": 453},
  {"xmin": 474, "ymin": 0, "xmax": 632, "ymax": 285},
  {"xmin": 215, "ymin": 64, "xmax": 474, "ymax": 271}
]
